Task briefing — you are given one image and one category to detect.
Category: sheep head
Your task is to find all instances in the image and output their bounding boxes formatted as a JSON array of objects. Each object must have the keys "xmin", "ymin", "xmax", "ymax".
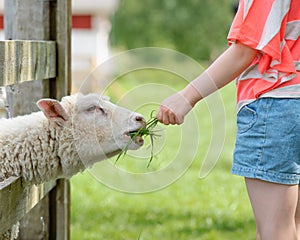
[{"xmin": 37, "ymin": 93, "xmax": 146, "ymax": 170}]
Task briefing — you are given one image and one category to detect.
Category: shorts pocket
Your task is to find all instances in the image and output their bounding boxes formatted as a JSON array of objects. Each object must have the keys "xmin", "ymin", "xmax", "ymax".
[{"xmin": 237, "ymin": 105, "xmax": 257, "ymax": 133}]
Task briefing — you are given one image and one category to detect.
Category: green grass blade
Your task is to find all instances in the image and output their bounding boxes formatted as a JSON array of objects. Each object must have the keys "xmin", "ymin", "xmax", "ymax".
[{"xmin": 115, "ymin": 112, "xmax": 160, "ymax": 167}]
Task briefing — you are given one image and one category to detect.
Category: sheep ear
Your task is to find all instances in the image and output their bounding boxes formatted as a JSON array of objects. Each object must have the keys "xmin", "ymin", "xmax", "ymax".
[{"xmin": 37, "ymin": 99, "xmax": 69, "ymax": 125}]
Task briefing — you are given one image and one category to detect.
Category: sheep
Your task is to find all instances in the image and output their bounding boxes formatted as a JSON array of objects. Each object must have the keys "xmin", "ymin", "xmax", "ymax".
[
  {"xmin": 0, "ymin": 93, "xmax": 146, "ymax": 239},
  {"xmin": 0, "ymin": 93, "xmax": 146, "ymax": 184}
]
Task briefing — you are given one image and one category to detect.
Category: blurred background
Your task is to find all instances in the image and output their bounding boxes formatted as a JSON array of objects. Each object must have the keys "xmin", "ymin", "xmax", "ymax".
[{"xmin": 70, "ymin": 0, "xmax": 236, "ymax": 92}]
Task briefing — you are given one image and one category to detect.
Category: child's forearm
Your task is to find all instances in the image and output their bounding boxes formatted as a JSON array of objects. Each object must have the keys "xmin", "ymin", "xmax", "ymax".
[
  {"xmin": 181, "ymin": 42, "xmax": 258, "ymax": 106},
  {"xmin": 157, "ymin": 42, "xmax": 258, "ymax": 125}
]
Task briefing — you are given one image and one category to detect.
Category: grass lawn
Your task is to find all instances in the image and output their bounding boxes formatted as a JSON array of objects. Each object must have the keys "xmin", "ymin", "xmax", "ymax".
[{"xmin": 71, "ymin": 67, "xmax": 256, "ymax": 239}]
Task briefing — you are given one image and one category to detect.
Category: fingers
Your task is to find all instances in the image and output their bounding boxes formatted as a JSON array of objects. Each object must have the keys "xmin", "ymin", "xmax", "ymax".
[
  {"xmin": 157, "ymin": 92, "xmax": 191, "ymax": 125},
  {"xmin": 157, "ymin": 105, "xmax": 183, "ymax": 125}
]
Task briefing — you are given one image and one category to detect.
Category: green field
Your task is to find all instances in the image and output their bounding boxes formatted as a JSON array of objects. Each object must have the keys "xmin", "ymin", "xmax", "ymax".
[{"xmin": 70, "ymin": 68, "xmax": 256, "ymax": 240}]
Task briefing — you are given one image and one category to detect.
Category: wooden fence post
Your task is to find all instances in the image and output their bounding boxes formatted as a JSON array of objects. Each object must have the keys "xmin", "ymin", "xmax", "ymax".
[
  {"xmin": 4, "ymin": 0, "xmax": 71, "ymax": 239},
  {"xmin": 4, "ymin": 0, "xmax": 52, "ymax": 117},
  {"xmin": 48, "ymin": 1, "xmax": 72, "ymax": 239}
]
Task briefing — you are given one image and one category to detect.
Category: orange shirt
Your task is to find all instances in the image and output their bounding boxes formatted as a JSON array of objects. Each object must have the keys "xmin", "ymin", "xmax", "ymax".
[{"xmin": 228, "ymin": 0, "xmax": 300, "ymax": 110}]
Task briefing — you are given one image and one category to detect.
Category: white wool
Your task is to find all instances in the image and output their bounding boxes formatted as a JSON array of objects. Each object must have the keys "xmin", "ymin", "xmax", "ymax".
[{"xmin": 0, "ymin": 111, "xmax": 81, "ymax": 183}]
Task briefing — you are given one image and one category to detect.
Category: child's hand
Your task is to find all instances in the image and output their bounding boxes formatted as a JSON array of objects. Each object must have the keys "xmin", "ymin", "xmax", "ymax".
[{"xmin": 157, "ymin": 91, "xmax": 193, "ymax": 125}]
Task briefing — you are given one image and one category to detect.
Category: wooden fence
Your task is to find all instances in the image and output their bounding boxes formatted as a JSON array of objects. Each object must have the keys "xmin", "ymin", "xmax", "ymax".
[{"xmin": 0, "ymin": 0, "xmax": 71, "ymax": 239}]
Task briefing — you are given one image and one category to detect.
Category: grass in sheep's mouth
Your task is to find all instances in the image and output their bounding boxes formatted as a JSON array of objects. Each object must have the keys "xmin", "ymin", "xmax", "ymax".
[{"xmin": 116, "ymin": 111, "xmax": 160, "ymax": 167}]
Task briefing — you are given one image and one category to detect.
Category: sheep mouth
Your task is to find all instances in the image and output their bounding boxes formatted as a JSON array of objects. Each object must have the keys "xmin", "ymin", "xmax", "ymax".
[{"xmin": 125, "ymin": 128, "xmax": 145, "ymax": 146}]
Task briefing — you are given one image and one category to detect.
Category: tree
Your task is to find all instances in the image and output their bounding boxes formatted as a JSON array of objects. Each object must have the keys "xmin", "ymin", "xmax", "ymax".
[{"xmin": 110, "ymin": 0, "xmax": 236, "ymax": 61}]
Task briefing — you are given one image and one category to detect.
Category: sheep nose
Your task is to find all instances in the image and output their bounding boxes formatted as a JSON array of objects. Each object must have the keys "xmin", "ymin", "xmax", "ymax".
[{"xmin": 135, "ymin": 115, "xmax": 146, "ymax": 126}]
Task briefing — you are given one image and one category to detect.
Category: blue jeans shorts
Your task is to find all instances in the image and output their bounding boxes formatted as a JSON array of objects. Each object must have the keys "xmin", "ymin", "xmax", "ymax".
[{"xmin": 232, "ymin": 98, "xmax": 300, "ymax": 185}]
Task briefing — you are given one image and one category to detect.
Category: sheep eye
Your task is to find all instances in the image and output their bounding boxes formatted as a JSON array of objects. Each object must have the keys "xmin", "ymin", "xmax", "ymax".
[
  {"xmin": 86, "ymin": 105, "xmax": 106, "ymax": 115},
  {"xmin": 86, "ymin": 106, "xmax": 97, "ymax": 112}
]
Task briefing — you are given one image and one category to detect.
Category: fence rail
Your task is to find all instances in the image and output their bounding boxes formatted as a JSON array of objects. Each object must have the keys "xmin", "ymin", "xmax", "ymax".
[
  {"xmin": 0, "ymin": 40, "xmax": 56, "ymax": 86},
  {"xmin": 0, "ymin": 177, "xmax": 56, "ymax": 234}
]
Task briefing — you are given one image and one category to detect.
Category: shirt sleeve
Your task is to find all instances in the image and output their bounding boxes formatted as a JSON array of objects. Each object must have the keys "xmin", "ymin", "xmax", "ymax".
[{"xmin": 228, "ymin": 0, "xmax": 295, "ymax": 74}]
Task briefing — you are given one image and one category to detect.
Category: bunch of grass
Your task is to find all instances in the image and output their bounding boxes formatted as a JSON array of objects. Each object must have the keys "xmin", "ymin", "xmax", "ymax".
[{"xmin": 116, "ymin": 111, "xmax": 160, "ymax": 167}]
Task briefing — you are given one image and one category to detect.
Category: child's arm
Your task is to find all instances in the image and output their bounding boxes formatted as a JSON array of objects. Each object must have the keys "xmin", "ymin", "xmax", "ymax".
[{"xmin": 157, "ymin": 42, "xmax": 258, "ymax": 125}]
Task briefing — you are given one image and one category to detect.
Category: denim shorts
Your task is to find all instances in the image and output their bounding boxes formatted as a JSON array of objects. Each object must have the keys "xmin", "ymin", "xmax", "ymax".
[{"xmin": 232, "ymin": 98, "xmax": 300, "ymax": 185}]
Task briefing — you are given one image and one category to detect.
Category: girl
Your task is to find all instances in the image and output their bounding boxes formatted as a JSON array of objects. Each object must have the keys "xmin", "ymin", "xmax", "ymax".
[{"xmin": 157, "ymin": 1, "xmax": 300, "ymax": 239}]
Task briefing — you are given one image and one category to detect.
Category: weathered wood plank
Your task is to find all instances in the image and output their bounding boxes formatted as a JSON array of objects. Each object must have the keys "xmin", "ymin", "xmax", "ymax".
[
  {"xmin": 0, "ymin": 177, "xmax": 56, "ymax": 234},
  {"xmin": 49, "ymin": 1, "xmax": 72, "ymax": 239},
  {"xmin": 4, "ymin": 0, "xmax": 52, "ymax": 40},
  {"xmin": 0, "ymin": 40, "xmax": 56, "ymax": 86},
  {"xmin": 49, "ymin": 0, "xmax": 72, "ymax": 99},
  {"xmin": 4, "ymin": 0, "xmax": 53, "ymax": 119},
  {"xmin": 3, "ymin": 0, "xmax": 71, "ymax": 239},
  {"xmin": 49, "ymin": 180, "xmax": 70, "ymax": 240},
  {"xmin": 19, "ymin": 197, "xmax": 50, "ymax": 239}
]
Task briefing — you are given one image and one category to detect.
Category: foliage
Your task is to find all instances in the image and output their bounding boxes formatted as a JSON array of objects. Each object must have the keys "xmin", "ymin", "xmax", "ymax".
[{"xmin": 110, "ymin": 0, "xmax": 237, "ymax": 60}]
